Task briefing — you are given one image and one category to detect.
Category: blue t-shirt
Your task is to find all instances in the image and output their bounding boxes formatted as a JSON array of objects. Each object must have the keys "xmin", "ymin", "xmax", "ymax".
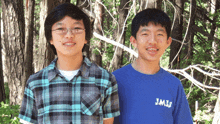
[{"xmin": 113, "ymin": 64, "xmax": 193, "ymax": 124}]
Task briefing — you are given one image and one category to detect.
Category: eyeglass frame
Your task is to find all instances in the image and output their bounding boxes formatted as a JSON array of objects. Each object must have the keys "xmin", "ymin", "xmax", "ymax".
[{"xmin": 52, "ymin": 28, "xmax": 86, "ymax": 35}]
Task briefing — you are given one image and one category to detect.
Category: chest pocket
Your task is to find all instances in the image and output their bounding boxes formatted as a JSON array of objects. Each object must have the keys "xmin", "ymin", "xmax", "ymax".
[{"xmin": 81, "ymin": 82, "xmax": 101, "ymax": 116}]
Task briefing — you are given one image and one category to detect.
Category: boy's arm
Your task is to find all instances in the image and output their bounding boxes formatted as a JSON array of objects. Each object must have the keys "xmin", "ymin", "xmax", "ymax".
[
  {"xmin": 103, "ymin": 118, "xmax": 114, "ymax": 124},
  {"xmin": 19, "ymin": 77, "xmax": 38, "ymax": 124},
  {"xmin": 102, "ymin": 74, "xmax": 120, "ymax": 120},
  {"xmin": 173, "ymin": 83, "xmax": 193, "ymax": 124}
]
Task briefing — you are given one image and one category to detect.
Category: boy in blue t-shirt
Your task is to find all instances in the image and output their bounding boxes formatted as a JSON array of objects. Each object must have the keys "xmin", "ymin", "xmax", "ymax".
[{"xmin": 113, "ymin": 9, "xmax": 193, "ymax": 124}]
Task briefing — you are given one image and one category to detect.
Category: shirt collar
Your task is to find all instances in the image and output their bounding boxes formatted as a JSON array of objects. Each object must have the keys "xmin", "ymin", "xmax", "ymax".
[{"xmin": 48, "ymin": 56, "xmax": 92, "ymax": 81}]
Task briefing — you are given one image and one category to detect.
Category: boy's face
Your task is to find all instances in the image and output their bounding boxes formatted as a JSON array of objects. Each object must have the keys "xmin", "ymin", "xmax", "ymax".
[
  {"xmin": 130, "ymin": 22, "xmax": 172, "ymax": 63},
  {"xmin": 50, "ymin": 16, "xmax": 87, "ymax": 57}
]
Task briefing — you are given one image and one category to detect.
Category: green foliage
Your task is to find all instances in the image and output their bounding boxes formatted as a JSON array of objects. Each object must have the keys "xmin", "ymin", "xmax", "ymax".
[
  {"xmin": 183, "ymin": 80, "xmax": 217, "ymax": 123},
  {"xmin": 0, "ymin": 102, "xmax": 20, "ymax": 124},
  {"xmin": 0, "ymin": 83, "xmax": 20, "ymax": 124}
]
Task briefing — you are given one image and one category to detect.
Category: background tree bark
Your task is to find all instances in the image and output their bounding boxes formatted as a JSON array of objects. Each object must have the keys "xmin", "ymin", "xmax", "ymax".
[
  {"xmin": 91, "ymin": 0, "xmax": 103, "ymax": 66},
  {"xmin": 22, "ymin": 0, "xmax": 35, "ymax": 98},
  {"xmin": 213, "ymin": 90, "xmax": 220, "ymax": 124},
  {"xmin": 182, "ymin": 0, "xmax": 196, "ymax": 67},
  {"xmin": 209, "ymin": 0, "xmax": 219, "ymax": 65},
  {"xmin": 0, "ymin": 9, "xmax": 5, "ymax": 102},
  {"xmin": 112, "ymin": 0, "xmax": 129, "ymax": 70},
  {"xmin": 211, "ymin": 0, "xmax": 220, "ymax": 123},
  {"xmin": 1, "ymin": 0, "xmax": 25, "ymax": 105},
  {"xmin": 169, "ymin": 0, "xmax": 184, "ymax": 69},
  {"xmin": 145, "ymin": 0, "xmax": 156, "ymax": 9}
]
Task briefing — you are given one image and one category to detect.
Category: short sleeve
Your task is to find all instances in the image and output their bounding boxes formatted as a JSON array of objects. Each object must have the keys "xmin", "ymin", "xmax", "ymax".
[
  {"xmin": 173, "ymin": 83, "xmax": 193, "ymax": 124},
  {"xmin": 102, "ymin": 74, "xmax": 120, "ymax": 118},
  {"xmin": 19, "ymin": 77, "xmax": 38, "ymax": 124}
]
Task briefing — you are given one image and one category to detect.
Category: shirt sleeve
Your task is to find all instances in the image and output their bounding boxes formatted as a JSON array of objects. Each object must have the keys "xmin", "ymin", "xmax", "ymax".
[
  {"xmin": 173, "ymin": 83, "xmax": 193, "ymax": 124},
  {"xmin": 102, "ymin": 74, "xmax": 120, "ymax": 118},
  {"xmin": 19, "ymin": 77, "xmax": 38, "ymax": 124}
]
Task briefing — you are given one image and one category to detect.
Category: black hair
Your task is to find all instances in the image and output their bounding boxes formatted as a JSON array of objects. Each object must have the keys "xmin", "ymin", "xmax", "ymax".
[
  {"xmin": 44, "ymin": 3, "xmax": 91, "ymax": 55},
  {"xmin": 131, "ymin": 8, "xmax": 171, "ymax": 39}
]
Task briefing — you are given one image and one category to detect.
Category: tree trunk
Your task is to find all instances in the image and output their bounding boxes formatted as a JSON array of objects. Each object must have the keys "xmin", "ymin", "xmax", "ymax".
[
  {"xmin": 90, "ymin": 0, "xmax": 103, "ymax": 66},
  {"xmin": 1, "ymin": 0, "xmax": 25, "ymax": 105},
  {"xmin": 0, "ymin": 11, "xmax": 5, "ymax": 102},
  {"xmin": 112, "ymin": 0, "xmax": 129, "ymax": 71},
  {"xmin": 211, "ymin": 1, "xmax": 220, "ymax": 123},
  {"xmin": 156, "ymin": 0, "xmax": 162, "ymax": 10},
  {"xmin": 22, "ymin": 0, "xmax": 35, "ymax": 98},
  {"xmin": 213, "ymin": 90, "xmax": 220, "ymax": 124},
  {"xmin": 145, "ymin": 0, "xmax": 156, "ymax": 9},
  {"xmin": 35, "ymin": 0, "xmax": 70, "ymax": 72},
  {"xmin": 182, "ymin": 0, "xmax": 196, "ymax": 67},
  {"xmin": 169, "ymin": 0, "xmax": 184, "ymax": 69},
  {"xmin": 209, "ymin": 0, "xmax": 219, "ymax": 65}
]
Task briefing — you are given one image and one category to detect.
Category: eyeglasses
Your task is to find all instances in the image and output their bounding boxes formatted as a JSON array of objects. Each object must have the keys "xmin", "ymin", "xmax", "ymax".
[{"xmin": 52, "ymin": 28, "xmax": 85, "ymax": 35}]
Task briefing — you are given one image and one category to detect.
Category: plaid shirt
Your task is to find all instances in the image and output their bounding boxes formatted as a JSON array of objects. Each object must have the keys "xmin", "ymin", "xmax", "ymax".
[{"xmin": 19, "ymin": 57, "xmax": 120, "ymax": 124}]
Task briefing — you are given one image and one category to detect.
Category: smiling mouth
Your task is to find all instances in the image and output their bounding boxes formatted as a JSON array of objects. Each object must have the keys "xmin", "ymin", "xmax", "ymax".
[
  {"xmin": 146, "ymin": 48, "xmax": 159, "ymax": 51},
  {"xmin": 63, "ymin": 43, "xmax": 76, "ymax": 46}
]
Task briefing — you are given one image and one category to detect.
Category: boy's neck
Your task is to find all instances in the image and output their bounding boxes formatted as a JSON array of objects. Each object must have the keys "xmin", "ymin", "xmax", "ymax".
[
  {"xmin": 132, "ymin": 58, "xmax": 160, "ymax": 75},
  {"xmin": 56, "ymin": 54, "xmax": 83, "ymax": 71}
]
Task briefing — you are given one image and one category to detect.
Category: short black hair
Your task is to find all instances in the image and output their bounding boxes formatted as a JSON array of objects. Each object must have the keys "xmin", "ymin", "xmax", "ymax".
[
  {"xmin": 131, "ymin": 8, "xmax": 171, "ymax": 39},
  {"xmin": 44, "ymin": 3, "xmax": 91, "ymax": 55}
]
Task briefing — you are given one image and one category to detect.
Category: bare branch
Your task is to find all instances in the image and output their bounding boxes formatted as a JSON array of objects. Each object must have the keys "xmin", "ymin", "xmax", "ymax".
[{"xmin": 93, "ymin": 32, "xmax": 138, "ymax": 57}]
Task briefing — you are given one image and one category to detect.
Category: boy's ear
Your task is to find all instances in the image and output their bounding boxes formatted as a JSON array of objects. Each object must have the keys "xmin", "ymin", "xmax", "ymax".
[
  {"xmin": 130, "ymin": 36, "xmax": 137, "ymax": 48},
  {"xmin": 167, "ymin": 37, "xmax": 172, "ymax": 46},
  {"xmin": 84, "ymin": 40, "xmax": 87, "ymax": 44},
  {"xmin": 50, "ymin": 39, "xmax": 53, "ymax": 45}
]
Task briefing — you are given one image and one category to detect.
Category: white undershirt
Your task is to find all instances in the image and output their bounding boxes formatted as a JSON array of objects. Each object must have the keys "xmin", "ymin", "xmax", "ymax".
[{"xmin": 59, "ymin": 69, "xmax": 79, "ymax": 80}]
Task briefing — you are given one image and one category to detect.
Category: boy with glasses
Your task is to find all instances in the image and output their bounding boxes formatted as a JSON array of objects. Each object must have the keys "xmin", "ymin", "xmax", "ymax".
[{"xmin": 19, "ymin": 3, "xmax": 120, "ymax": 124}]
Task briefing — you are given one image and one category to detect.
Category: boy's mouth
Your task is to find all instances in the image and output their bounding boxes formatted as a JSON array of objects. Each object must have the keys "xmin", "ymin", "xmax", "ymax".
[
  {"xmin": 63, "ymin": 41, "xmax": 76, "ymax": 46},
  {"xmin": 63, "ymin": 43, "xmax": 76, "ymax": 46},
  {"xmin": 146, "ymin": 47, "xmax": 159, "ymax": 55},
  {"xmin": 146, "ymin": 48, "xmax": 159, "ymax": 51}
]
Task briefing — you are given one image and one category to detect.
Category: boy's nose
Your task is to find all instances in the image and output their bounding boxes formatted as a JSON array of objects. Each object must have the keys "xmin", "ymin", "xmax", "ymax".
[
  {"xmin": 65, "ymin": 30, "xmax": 75, "ymax": 38},
  {"xmin": 148, "ymin": 35, "xmax": 157, "ymax": 43}
]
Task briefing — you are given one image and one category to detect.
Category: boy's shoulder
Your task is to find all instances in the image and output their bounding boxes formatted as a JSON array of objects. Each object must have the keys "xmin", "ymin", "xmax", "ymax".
[
  {"xmin": 113, "ymin": 64, "xmax": 131, "ymax": 75},
  {"xmin": 161, "ymin": 68, "xmax": 181, "ymax": 81},
  {"xmin": 159, "ymin": 68, "xmax": 184, "ymax": 89},
  {"xmin": 84, "ymin": 57, "xmax": 114, "ymax": 79},
  {"xmin": 90, "ymin": 62, "xmax": 115, "ymax": 79},
  {"xmin": 26, "ymin": 66, "xmax": 50, "ymax": 86}
]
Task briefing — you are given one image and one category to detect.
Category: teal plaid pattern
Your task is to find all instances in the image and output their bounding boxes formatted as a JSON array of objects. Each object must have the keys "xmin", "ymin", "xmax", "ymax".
[{"xmin": 19, "ymin": 57, "xmax": 120, "ymax": 124}]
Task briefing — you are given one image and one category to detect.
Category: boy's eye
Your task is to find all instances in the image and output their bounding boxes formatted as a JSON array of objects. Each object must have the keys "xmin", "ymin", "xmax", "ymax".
[
  {"xmin": 158, "ymin": 34, "xmax": 163, "ymax": 36},
  {"xmin": 55, "ymin": 28, "xmax": 66, "ymax": 32},
  {"xmin": 57, "ymin": 28, "xmax": 65, "ymax": 30},
  {"xmin": 74, "ymin": 27, "xmax": 82, "ymax": 29},
  {"xmin": 142, "ymin": 33, "xmax": 148, "ymax": 36}
]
